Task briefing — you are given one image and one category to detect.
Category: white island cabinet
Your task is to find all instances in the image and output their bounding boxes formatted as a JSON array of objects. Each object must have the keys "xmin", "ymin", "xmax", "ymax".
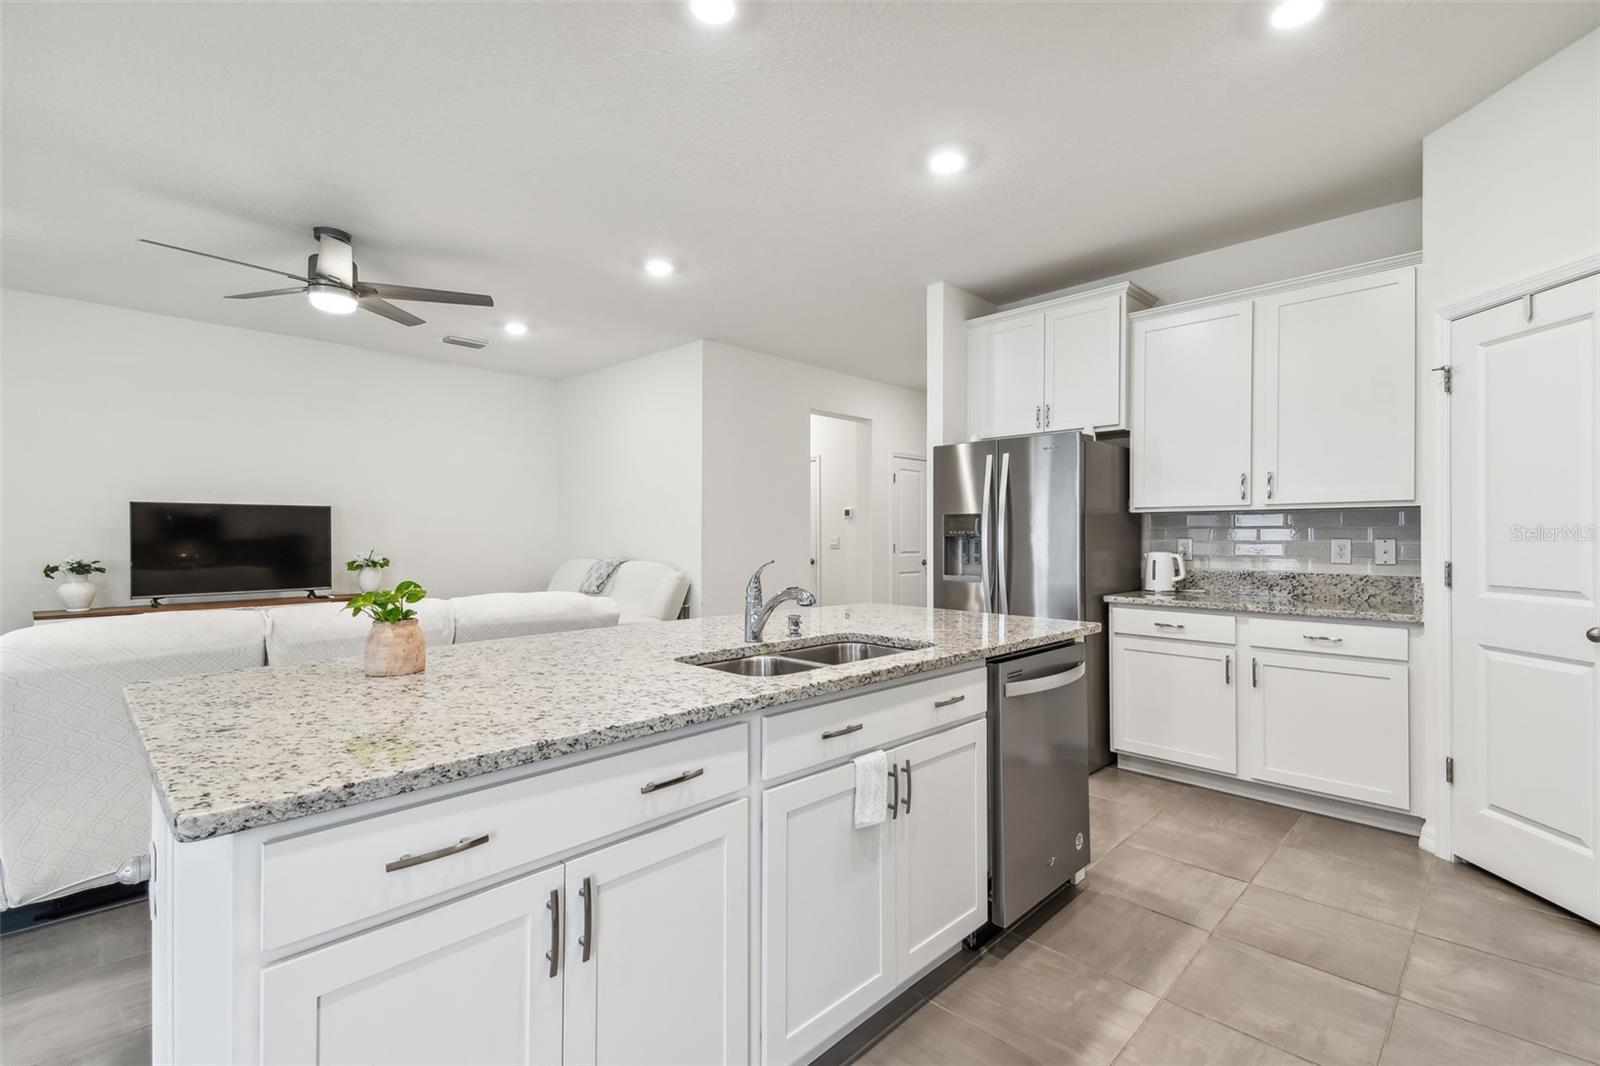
[{"xmin": 144, "ymin": 645, "xmax": 1028, "ymax": 1066}]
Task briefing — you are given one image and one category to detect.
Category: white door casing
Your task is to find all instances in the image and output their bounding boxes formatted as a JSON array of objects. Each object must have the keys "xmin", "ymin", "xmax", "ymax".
[
  {"xmin": 809, "ymin": 455, "xmax": 822, "ymax": 598},
  {"xmin": 1449, "ymin": 274, "xmax": 1599, "ymax": 922},
  {"xmin": 891, "ymin": 455, "xmax": 928, "ymax": 607}
]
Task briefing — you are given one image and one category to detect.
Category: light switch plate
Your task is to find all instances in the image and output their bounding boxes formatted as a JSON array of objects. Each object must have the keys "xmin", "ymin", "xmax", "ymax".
[
  {"xmin": 1177, "ymin": 538, "xmax": 1193, "ymax": 560},
  {"xmin": 829, "ymin": 537, "xmax": 841, "ymax": 550},
  {"xmin": 1375, "ymin": 538, "xmax": 1397, "ymax": 565},
  {"xmin": 1330, "ymin": 539, "xmax": 1352, "ymax": 565}
]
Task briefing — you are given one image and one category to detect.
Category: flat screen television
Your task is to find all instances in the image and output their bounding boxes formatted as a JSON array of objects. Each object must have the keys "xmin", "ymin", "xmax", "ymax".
[{"xmin": 129, "ymin": 502, "xmax": 332, "ymax": 599}]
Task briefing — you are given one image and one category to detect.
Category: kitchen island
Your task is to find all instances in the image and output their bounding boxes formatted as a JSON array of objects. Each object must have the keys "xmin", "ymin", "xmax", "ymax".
[{"xmin": 126, "ymin": 603, "xmax": 1095, "ymax": 1066}]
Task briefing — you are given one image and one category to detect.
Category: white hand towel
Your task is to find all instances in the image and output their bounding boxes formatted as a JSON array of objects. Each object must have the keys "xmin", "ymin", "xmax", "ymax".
[{"xmin": 852, "ymin": 750, "xmax": 889, "ymax": 829}]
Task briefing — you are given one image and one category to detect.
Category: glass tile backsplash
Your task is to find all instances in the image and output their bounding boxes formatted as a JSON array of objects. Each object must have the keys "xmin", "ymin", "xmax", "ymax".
[{"xmin": 1142, "ymin": 507, "xmax": 1422, "ymax": 577}]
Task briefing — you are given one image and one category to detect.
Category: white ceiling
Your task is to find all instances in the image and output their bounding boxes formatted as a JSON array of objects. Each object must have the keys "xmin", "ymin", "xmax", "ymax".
[{"xmin": 3, "ymin": 3, "xmax": 1595, "ymax": 388}]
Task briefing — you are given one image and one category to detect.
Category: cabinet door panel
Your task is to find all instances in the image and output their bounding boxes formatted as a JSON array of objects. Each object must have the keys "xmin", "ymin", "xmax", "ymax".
[
  {"xmin": 891, "ymin": 719, "xmax": 987, "ymax": 976},
  {"xmin": 1243, "ymin": 650, "xmax": 1409, "ymax": 809},
  {"xmin": 762, "ymin": 764, "xmax": 893, "ymax": 1065},
  {"xmin": 260, "ymin": 866, "xmax": 564, "ymax": 1066},
  {"xmin": 1131, "ymin": 301, "xmax": 1253, "ymax": 509},
  {"xmin": 1045, "ymin": 292, "xmax": 1124, "ymax": 431},
  {"xmin": 1111, "ymin": 636, "xmax": 1237, "ymax": 773},
  {"xmin": 1255, "ymin": 267, "xmax": 1415, "ymax": 505},
  {"xmin": 564, "ymin": 801, "xmax": 748, "ymax": 1066},
  {"xmin": 971, "ymin": 313, "xmax": 1045, "ymax": 438}
]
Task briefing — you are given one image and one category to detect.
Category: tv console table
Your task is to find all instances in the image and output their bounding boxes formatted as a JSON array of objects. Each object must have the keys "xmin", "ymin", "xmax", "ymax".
[{"xmin": 33, "ymin": 592, "xmax": 354, "ymax": 624}]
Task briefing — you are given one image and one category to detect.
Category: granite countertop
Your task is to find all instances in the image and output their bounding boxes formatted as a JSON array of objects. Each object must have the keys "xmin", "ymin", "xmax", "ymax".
[
  {"xmin": 1104, "ymin": 588, "xmax": 1422, "ymax": 624},
  {"xmin": 124, "ymin": 604, "xmax": 1095, "ymax": 842}
]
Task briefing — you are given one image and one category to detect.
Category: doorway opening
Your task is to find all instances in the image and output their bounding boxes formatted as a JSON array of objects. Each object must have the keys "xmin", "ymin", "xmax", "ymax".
[{"xmin": 809, "ymin": 412, "xmax": 871, "ymax": 605}]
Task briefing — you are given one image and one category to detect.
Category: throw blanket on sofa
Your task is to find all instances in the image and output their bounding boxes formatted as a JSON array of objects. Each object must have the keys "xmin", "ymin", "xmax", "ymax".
[{"xmin": 580, "ymin": 556, "xmax": 628, "ymax": 595}]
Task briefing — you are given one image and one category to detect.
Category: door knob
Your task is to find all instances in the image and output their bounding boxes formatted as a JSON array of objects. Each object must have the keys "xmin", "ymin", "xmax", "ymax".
[{"xmin": 1589, "ymin": 627, "xmax": 1600, "ymax": 644}]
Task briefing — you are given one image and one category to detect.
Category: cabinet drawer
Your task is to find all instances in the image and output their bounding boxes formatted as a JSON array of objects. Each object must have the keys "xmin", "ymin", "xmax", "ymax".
[
  {"xmin": 762, "ymin": 668, "xmax": 985, "ymax": 781},
  {"xmin": 260, "ymin": 723, "xmax": 748, "ymax": 950},
  {"xmin": 1110, "ymin": 606, "xmax": 1235, "ymax": 645},
  {"xmin": 1245, "ymin": 617, "xmax": 1407, "ymax": 662}
]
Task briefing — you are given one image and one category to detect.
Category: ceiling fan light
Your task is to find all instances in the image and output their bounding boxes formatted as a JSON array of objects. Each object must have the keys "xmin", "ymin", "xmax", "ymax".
[{"xmin": 307, "ymin": 283, "xmax": 359, "ymax": 315}]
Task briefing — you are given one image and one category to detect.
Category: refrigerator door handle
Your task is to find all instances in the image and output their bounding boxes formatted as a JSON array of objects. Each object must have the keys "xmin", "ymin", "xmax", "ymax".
[
  {"xmin": 979, "ymin": 453, "xmax": 995, "ymax": 612},
  {"xmin": 996, "ymin": 450, "xmax": 1012, "ymax": 615},
  {"xmin": 1003, "ymin": 664, "xmax": 1086, "ymax": 698}
]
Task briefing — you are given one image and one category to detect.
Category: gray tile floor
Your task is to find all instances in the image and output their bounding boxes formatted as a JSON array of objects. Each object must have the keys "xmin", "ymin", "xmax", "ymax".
[
  {"xmin": 863, "ymin": 768, "xmax": 1600, "ymax": 1066},
  {"xmin": 2, "ymin": 768, "xmax": 1596, "ymax": 1066}
]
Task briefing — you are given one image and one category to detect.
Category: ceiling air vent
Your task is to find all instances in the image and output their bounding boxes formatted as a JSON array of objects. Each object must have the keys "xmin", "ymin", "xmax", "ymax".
[{"xmin": 443, "ymin": 335, "xmax": 489, "ymax": 350}]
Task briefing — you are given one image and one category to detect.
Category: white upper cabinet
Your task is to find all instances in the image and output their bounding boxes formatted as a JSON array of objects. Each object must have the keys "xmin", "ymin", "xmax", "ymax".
[
  {"xmin": 967, "ymin": 282, "xmax": 1151, "ymax": 439},
  {"xmin": 1254, "ymin": 266, "xmax": 1416, "ymax": 505},
  {"xmin": 1130, "ymin": 299, "xmax": 1255, "ymax": 510},
  {"xmin": 1130, "ymin": 256, "xmax": 1420, "ymax": 512}
]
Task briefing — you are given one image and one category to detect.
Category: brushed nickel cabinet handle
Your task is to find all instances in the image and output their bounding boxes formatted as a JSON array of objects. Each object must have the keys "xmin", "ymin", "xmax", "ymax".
[
  {"xmin": 821, "ymin": 723, "xmax": 864, "ymax": 739},
  {"xmin": 1240, "ymin": 473, "xmax": 1247, "ymax": 501},
  {"xmin": 640, "ymin": 767, "xmax": 704, "ymax": 794},
  {"xmin": 545, "ymin": 888, "xmax": 561, "ymax": 978},
  {"xmin": 901, "ymin": 759, "xmax": 912, "ymax": 814},
  {"xmin": 385, "ymin": 833, "xmax": 490, "ymax": 873},
  {"xmin": 1302, "ymin": 634, "xmax": 1344, "ymax": 643},
  {"xmin": 579, "ymin": 876, "xmax": 593, "ymax": 963},
  {"xmin": 888, "ymin": 764, "xmax": 899, "ymax": 820},
  {"xmin": 1044, "ymin": 403, "xmax": 1051, "ymax": 428},
  {"xmin": 1153, "ymin": 621, "xmax": 1185, "ymax": 630},
  {"xmin": 1267, "ymin": 471, "xmax": 1274, "ymax": 499},
  {"xmin": 933, "ymin": 694, "xmax": 966, "ymax": 708},
  {"xmin": 1224, "ymin": 654, "xmax": 1231, "ymax": 685},
  {"xmin": 1251, "ymin": 658, "xmax": 1259, "ymax": 688},
  {"xmin": 1035, "ymin": 404, "xmax": 1042, "ymax": 429}
]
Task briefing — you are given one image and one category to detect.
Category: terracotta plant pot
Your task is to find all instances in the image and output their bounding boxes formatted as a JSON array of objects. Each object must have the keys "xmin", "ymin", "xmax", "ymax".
[{"xmin": 365, "ymin": 618, "xmax": 426, "ymax": 677}]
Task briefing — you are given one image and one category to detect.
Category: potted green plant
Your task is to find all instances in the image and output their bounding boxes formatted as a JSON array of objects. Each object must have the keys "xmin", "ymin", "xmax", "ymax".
[
  {"xmin": 43, "ymin": 556, "xmax": 108, "ymax": 612},
  {"xmin": 346, "ymin": 550, "xmax": 392, "ymax": 593},
  {"xmin": 347, "ymin": 580, "xmax": 428, "ymax": 676}
]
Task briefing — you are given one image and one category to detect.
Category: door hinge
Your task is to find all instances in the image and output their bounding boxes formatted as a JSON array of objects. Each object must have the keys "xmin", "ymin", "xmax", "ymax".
[
  {"xmin": 1443, "ymin": 561, "xmax": 1453, "ymax": 588},
  {"xmin": 1431, "ymin": 364, "xmax": 1453, "ymax": 394},
  {"xmin": 892, "ymin": 472, "xmax": 897, "ymax": 482},
  {"xmin": 1445, "ymin": 756, "xmax": 1454, "ymax": 784}
]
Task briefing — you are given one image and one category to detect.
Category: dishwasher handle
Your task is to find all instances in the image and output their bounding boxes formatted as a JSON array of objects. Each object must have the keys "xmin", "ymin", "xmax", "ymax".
[{"xmin": 1003, "ymin": 663, "xmax": 1086, "ymax": 699}]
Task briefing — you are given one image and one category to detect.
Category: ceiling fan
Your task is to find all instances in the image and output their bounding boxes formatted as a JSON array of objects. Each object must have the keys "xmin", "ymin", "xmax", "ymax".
[{"xmin": 139, "ymin": 226, "xmax": 493, "ymax": 326}]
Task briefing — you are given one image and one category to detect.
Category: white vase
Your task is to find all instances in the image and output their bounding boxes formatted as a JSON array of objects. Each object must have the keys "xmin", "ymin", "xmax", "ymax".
[
  {"xmin": 358, "ymin": 567, "xmax": 384, "ymax": 593},
  {"xmin": 58, "ymin": 577, "xmax": 97, "ymax": 612}
]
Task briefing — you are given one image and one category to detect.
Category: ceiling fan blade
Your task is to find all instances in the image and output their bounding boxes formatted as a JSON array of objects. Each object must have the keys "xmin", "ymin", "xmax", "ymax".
[
  {"xmin": 359, "ymin": 296, "xmax": 425, "ymax": 327},
  {"xmin": 224, "ymin": 286, "xmax": 307, "ymax": 300},
  {"xmin": 356, "ymin": 282, "xmax": 494, "ymax": 307},
  {"xmin": 140, "ymin": 238, "xmax": 309, "ymax": 282}
]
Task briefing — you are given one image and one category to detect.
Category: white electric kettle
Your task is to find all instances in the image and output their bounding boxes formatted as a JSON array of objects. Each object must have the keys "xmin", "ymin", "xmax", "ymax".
[{"xmin": 1144, "ymin": 551, "xmax": 1187, "ymax": 592}]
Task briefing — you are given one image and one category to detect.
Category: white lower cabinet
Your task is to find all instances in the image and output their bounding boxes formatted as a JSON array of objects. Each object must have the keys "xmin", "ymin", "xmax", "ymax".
[
  {"xmin": 1110, "ymin": 634, "xmax": 1237, "ymax": 774},
  {"xmin": 262, "ymin": 800, "xmax": 748, "ymax": 1066},
  {"xmin": 1243, "ymin": 650, "xmax": 1410, "ymax": 810},
  {"xmin": 762, "ymin": 719, "xmax": 987, "ymax": 1065},
  {"xmin": 262, "ymin": 865, "xmax": 567, "ymax": 1065}
]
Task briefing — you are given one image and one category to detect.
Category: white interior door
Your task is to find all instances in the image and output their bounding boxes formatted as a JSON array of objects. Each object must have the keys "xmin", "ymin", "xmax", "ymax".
[
  {"xmin": 563, "ymin": 801, "xmax": 749, "ymax": 1066},
  {"xmin": 1450, "ymin": 275, "xmax": 1600, "ymax": 922},
  {"xmin": 891, "ymin": 455, "xmax": 927, "ymax": 606},
  {"xmin": 809, "ymin": 455, "xmax": 822, "ymax": 599},
  {"xmin": 260, "ymin": 865, "xmax": 565, "ymax": 1065}
]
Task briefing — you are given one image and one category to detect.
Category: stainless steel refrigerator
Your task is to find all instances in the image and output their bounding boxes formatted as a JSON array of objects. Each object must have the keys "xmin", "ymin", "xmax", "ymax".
[{"xmin": 933, "ymin": 431, "xmax": 1140, "ymax": 771}]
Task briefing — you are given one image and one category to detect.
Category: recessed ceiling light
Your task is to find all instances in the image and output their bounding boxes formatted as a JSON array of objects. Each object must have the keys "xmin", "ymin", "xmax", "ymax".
[
  {"xmin": 926, "ymin": 146, "xmax": 969, "ymax": 177},
  {"xmin": 1269, "ymin": 0, "xmax": 1323, "ymax": 30},
  {"xmin": 689, "ymin": 0, "xmax": 736, "ymax": 25},
  {"xmin": 644, "ymin": 257, "xmax": 676, "ymax": 278},
  {"xmin": 503, "ymin": 321, "xmax": 529, "ymax": 337}
]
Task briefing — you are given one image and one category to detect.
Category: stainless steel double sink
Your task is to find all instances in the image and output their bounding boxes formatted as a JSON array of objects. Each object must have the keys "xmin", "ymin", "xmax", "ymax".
[{"xmin": 695, "ymin": 639, "xmax": 918, "ymax": 676}]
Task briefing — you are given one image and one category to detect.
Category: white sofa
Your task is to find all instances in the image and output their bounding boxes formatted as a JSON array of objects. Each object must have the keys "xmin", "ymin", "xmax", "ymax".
[
  {"xmin": 547, "ymin": 558, "xmax": 691, "ymax": 623},
  {"xmin": 0, "ymin": 559, "xmax": 689, "ymax": 908}
]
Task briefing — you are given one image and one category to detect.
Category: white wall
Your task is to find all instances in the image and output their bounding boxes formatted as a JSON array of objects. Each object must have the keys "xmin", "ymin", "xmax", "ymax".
[
  {"xmin": 700, "ymin": 342, "xmax": 925, "ymax": 616},
  {"xmin": 808, "ymin": 413, "xmax": 869, "ymax": 605},
  {"xmin": 555, "ymin": 342, "xmax": 705, "ymax": 613},
  {"xmin": 1422, "ymin": 29, "xmax": 1599, "ymax": 309},
  {"xmin": 924, "ymin": 283, "xmax": 996, "ymax": 448},
  {"xmin": 0, "ymin": 290, "xmax": 562, "ymax": 632}
]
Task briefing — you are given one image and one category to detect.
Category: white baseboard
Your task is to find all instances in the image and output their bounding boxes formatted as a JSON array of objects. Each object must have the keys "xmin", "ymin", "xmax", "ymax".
[{"xmin": 1115, "ymin": 755, "xmax": 1427, "ymax": 838}]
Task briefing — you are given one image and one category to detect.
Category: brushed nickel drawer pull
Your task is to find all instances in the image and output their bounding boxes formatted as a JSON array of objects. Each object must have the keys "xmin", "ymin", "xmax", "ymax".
[
  {"xmin": 640, "ymin": 767, "xmax": 704, "ymax": 794},
  {"xmin": 821, "ymin": 723, "xmax": 865, "ymax": 739},
  {"xmin": 1153, "ymin": 621, "xmax": 1185, "ymax": 630},
  {"xmin": 933, "ymin": 694, "xmax": 966, "ymax": 708},
  {"xmin": 579, "ymin": 876, "xmax": 594, "ymax": 962},
  {"xmin": 888, "ymin": 764, "xmax": 899, "ymax": 820},
  {"xmin": 385, "ymin": 833, "xmax": 490, "ymax": 873},
  {"xmin": 901, "ymin": 759, "xmax": 912, "ymax": 814},
  {"xmin": 545, "ymin": 888, "xmax": 561, "ymax": 978},
  {"xmin": 1302, "ymin": 634, "xmax": 1344, "ymax": 643}
]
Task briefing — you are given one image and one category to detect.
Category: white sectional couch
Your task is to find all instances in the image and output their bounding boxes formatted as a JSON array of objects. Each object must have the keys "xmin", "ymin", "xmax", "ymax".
[{"xmin": 0, "ymin": 559, "xmax": 689, "ymax": 908}]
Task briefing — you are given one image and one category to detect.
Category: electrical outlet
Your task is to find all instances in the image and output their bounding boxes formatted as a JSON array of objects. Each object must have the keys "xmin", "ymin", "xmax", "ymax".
[
  {"xmin": 1330, "ymin": 539, "xmax": 1352, "ymax": 564},
  {"xmin": 1177, "ymin": 538, "xmax": 1193, "ymax": 560},
  {"xmin": 1375, "ymin": 538, "xmax": 1397, "ymax": 565}
]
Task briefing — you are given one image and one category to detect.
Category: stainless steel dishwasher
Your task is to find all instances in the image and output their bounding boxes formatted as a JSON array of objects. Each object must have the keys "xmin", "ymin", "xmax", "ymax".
[{"xmin": 988, "ymin": 641, "xmax": 1090, "ymax": 927}]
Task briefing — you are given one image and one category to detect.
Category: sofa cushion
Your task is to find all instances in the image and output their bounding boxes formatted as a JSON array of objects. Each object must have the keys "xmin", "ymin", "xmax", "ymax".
[
  {"xmin": 450, "ymin": 591, "xmax": 620, "ymax": 644},
  {"xmin": 264, "ymin": 599, "xmax": 455, "ymax": 667},
  {"xmin": 0, "ymin": 610, "xmax": 267, "ymax": 907},
  {"xmin": 546, "ymin": 558, "xmax": 597, "ymax": 594},
  {"xmin": 546, "ymin": 558, "xmax": 688, "ymax": 622}
]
